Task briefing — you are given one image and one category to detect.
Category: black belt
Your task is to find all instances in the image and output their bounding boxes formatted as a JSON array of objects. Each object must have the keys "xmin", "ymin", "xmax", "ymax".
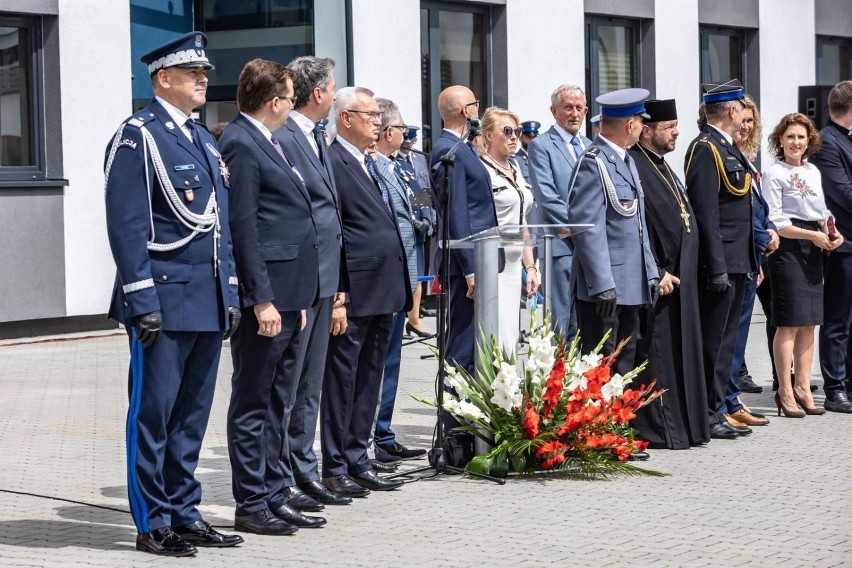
[{"xmin": 790, "ymin": 218, "xmax": 820, "ymax": 230}]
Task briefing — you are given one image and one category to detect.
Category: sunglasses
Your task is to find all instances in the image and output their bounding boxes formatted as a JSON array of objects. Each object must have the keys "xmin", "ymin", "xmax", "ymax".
[{"xmin": 501, "ymin": 126, "xmax": 523, "ymax": 138}]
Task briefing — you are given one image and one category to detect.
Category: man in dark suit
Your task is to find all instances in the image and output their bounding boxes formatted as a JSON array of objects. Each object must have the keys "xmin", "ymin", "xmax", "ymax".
[
  {"xmin": 430, "ymin": 85, "xmax": 499, "ymax": 374},
  {"xmin": 528, "ymin": 85, "xmax": 593, "ymax": 339},
  {"xmin": 104, "ymin": 32, "xmax": 242, "ymax": 556},
  {"xmin": 220, "ymin": 59, "xmax": 326, "ymax": 536},
  {"xmin": 814, "ymin": 80, "xmax": 852, "ymax": 413},
  {"xmin": 566, "ymin": 88, "xmax": 659, "ymax": 376},
  {"xmin": 684, "ymin": 80, "xmax": 758, "ymax": 438},
  {"xmin": 272, "ymin": 56, "xmax": 353, "ymax": 507},
  {"xmin": 321, "ymin": 87, "xmax": 410, "ymax": 496}
]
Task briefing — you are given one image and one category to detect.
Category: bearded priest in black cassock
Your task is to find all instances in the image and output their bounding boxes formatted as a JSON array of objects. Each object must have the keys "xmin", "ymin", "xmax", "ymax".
[{"xmin": 628, "ymin": 99, "xmax": 710, "ymax": 449}]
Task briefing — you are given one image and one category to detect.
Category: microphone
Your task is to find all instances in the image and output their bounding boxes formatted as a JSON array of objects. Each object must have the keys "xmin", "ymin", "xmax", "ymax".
[{"xmin": 466, "ymin": 117, "xmax": 482, "ymax": 138}]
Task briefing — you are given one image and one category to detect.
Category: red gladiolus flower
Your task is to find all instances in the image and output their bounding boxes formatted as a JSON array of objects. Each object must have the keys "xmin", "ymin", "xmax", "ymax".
[
  {"xmin": 542, "ymin": 359, "xmax": 566, "ymax": 418},
  {"xmin": 612, "ymin": 445, "xmax": 632, "ymax": 462},
  {"xmin": 523, "ymin": 404, "xmax": 541, "ymax": 439}
]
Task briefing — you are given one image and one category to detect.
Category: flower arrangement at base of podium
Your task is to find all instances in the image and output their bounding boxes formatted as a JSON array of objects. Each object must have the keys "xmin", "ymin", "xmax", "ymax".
[{"xmin": 419, "ymin": 311, "xmax": 665, "ymax": 478}]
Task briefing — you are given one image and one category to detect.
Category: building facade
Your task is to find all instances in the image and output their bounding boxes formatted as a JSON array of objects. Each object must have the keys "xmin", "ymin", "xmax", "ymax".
[{"xmin": 2, "ymin": 0, "xmax": 851, "ymax": 336}]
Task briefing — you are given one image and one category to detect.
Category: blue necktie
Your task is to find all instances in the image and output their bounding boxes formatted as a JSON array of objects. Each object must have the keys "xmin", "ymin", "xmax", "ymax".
[
  {"xmin": 570, "ymin": 136, "xmax": 583, "ymax": 159},
  {"xmin": 364, "ymin": 154, "xmax": 392, "ymax": 213},
  {"xmin": 313, "ymin": 124, "xmax": 326, "ymax": 164},
  {"xmin": 185, "ymin": 118, "xmax": 204, "ymax": 153}
]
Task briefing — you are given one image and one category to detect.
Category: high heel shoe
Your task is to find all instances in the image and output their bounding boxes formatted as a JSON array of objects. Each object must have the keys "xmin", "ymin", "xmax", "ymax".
[
  {"xmin": 775, "ymin": 393, "xmax": 805, "ymax": 418},
  {"xmin": 792, "ymin": 391, "xmax": 827, "ymax": 415},
  {"xmin": 405, "ymin": 322, "xmax": 433, "ymax": 338}
]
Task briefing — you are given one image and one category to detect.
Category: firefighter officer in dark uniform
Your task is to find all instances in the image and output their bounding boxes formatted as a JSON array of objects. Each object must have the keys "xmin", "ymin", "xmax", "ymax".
[{"xmin": 104, "ymin": 31, "xmax": 243, "ymax": 557}]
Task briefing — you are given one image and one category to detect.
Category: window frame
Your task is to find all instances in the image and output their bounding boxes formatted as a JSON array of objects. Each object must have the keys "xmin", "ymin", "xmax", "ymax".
[
  {"xmin": 420, "ymin": 1, "xmax": 492, "ymax": 155},
  {"xmin": 585, "ymin": 16, "xmax": 642, "ymax": 118},
  {"xmin": 816, "ymin": 35, "xmax": 852, "ymax": 85},
  {"xmin": 699, "ymin": 26, "xmax": 747, "ymax": 95},
  {"xmin": 0, "ymin": 15, "xmax": 46, "ymax": 184}
]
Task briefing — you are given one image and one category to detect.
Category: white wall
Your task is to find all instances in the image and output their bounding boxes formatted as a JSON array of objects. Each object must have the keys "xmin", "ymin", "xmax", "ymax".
[
  {"xmin": 758, "ymin": 0, "xmax": 816, "ymax": 170},
  {"xmin": 314, "ymin": 0, "xmax": 349, "ymax": 91},
  {"xmin": 348, "ymin": 0, "xmax": 422, "ymax": 131},
  {"xmin": 654, "ymin": 0, "xmax": 701, "ymax": 179},
  {"xmin": 59, "ymin": 0, "xmax": 132, "ymax": 316},
  {"xmin": 506, "ymin": 0, "xmax": 586, "ymax": 131}
]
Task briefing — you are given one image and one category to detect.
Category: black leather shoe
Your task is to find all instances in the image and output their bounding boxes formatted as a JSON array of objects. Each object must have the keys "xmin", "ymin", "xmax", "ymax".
[
  {"xmin": 322, "ymin": 475, "xmax": 371, "ymax": 498},
  {"xmin": 737, "ymin": 374, "xmax": 763, "ymax": 393},
  {"xmin": 351, "ymin": 469, "xmax": 404, "ymax": 491},
  {"xmin": 381, "ymin": 441, "xmax": 427, "ymax": 460},
  {"xmin": 136, "ymin": 527, "xmax": 197, "ymax": 556},
  {"xmin": 373, "ymin": 445, "xmax": 404, "ymax": 464},
  {"xmin": 271, "ymin": 504, "xmax": 327, "ymax": 528},
  {"xmin": 627, "ymin": 451, "xmax": 650, "ymax": 461},
  {"xmin": 283, "ymin": 486, "xmax": 325, "ymax": 512},
  {"xmin": 173, "ymin": 520, "xmax": 243, "ymax": 547},
  {"xmin": 371, "ymin": 459, "xmax": 398, "ymax": 473},
  {"xmin": 234, "ymin": 509, "xmax": 298, "ymax": 535},
  {"xmin": 299, "ymin": 479, "xmax": 354, "ymax": 504},
  {"xmin": 825, "ymin": 392, "xmax": 852, "ymax": 413},
  {"xmin": 709, "ymin": 422, "xmax": 739, "ymax": 440}
]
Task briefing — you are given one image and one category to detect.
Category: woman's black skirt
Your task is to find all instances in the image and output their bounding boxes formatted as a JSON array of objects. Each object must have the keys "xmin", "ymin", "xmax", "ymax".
[{"xmin": 768, "ymin": 219, "xmax": 824, "ymax": 327}]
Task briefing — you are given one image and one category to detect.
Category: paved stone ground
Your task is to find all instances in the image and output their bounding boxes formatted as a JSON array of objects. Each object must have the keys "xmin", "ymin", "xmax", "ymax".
[{"xmin": 0, "ymin": 313, "xmax": 850, "ymax": 567}]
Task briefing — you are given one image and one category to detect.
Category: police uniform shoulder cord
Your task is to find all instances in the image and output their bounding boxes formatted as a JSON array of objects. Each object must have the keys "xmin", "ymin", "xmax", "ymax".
[
  {"xmin": 685, "ymin": 139, "xmax": 751, "ymax": 197},
  {"xmin": 593, "ymin": 156, "xmax": 638, "ymax": 217},
  {"xmin": 105, "ymin": 123, "xmax": 221, "ymax": 274}
]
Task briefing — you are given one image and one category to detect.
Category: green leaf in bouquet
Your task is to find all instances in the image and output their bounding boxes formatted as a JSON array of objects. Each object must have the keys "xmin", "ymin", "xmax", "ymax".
[
  {"xmin": 466, "ymin": 453, "xmax": 495, "ymax": 476},
  {"xmin": 510, "ymin": 452, "xmax": 527, "ymax": 474}
]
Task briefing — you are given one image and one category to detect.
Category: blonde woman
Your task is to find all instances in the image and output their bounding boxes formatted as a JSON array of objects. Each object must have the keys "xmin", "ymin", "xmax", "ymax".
[{"xmin": 478, "ymin": 107, "xmax": 539, "ymax": 354}]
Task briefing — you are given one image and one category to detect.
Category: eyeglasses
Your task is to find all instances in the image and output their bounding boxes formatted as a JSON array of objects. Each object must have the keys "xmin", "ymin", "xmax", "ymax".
[
  {"xmin": 501, "ymin": 126, "xmax": 523, "ymax": 138},
  {"xmin": 384, "ymin": 124, "xmax": 410, "ymax": 135},
  {"xmin": 346, "ymin": 109, "xmax": 382, "ymax": 120},
  {"xmin": 464, "ymin": 100, "xmax": 480, "ymax": 109},
  {"xmin": 275, "ymin": 94, "xmax": 296, "ymax": 106}
]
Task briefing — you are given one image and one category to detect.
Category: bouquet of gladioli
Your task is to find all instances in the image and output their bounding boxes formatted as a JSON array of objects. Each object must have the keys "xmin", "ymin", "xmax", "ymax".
[{"xmin": 418, "ymin": 311, "xmax": 665, "ymax": 478}]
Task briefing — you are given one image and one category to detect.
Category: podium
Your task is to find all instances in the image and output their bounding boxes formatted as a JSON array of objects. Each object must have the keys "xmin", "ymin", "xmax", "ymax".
[{"xmin": 448, "ymin": 223, "xmax": 592, "ymax": 378}]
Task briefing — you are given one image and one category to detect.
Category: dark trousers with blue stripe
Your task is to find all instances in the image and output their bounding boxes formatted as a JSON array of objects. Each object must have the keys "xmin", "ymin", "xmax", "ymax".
[
  {"xmin": 126, "ymin": 330, "xmax": 222, "ymax": 533},
  {"xmin": 374, "ymin": 311, "xmax": 407, "ymax": 448}
]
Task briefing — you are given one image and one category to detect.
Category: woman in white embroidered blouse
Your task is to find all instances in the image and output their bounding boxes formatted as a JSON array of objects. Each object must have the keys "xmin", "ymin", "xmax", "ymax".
[
  {"xmin": 478, "ymin": 107, "xmax": 538, "ymax": 354},
  {"xmin": 763, "ymin": 112, "xmax": 844, "ymax": 417}
]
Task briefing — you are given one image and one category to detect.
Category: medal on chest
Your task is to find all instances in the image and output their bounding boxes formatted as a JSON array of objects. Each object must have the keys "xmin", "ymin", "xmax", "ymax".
[{"xmin": 219, "ymin": 159, "xmax": 230, "ymax": 184}]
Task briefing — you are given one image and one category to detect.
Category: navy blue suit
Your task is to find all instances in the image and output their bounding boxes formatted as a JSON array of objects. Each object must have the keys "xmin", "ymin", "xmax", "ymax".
[
  {"xmin": 729, "ymin": 165, "xmax": 777, "ymax": 411},
  {"xmin": 814, "ymin": 121, "xmax": 852, "ymax": 396},
  {"xmin": 219, "ymin": 113, "xmax": 319, "ymax": 516},
  {"xmin": 104, "ymin": 99, "xmax": 238, "ymax": 533},
  {"xmin": 321, "ymin": 139, "xmax": 412, "ymax": 477},
  {"xmin": 273, "ymin": 114, "xmax": 347, "ymax": 486},
  {"xmin": 430, "ymin": 130, "xmax": 498, "ymax": 373}
]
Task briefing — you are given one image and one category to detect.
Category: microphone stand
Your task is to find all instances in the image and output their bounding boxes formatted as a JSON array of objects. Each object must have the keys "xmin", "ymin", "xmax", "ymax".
[{"xmin": 390, "ymin": 123, "xmax": 505, "ymax": 485}]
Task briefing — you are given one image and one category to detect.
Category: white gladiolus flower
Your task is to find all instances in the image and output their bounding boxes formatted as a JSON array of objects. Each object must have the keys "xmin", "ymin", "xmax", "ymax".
[
  {"xmin": 490, "ymin": 387, "xmax": 516, "ymax": 411},
  {"xmin": 458, "ymin": 400, "xmax": 488, "ymax": 423}
]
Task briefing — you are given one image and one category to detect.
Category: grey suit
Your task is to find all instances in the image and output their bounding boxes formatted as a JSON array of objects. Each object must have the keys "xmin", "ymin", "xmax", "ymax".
[
  {"xmin": 567, "ymin": 137, "xmax": 658, "ymax": 373},
  {"xmin": 527, "ymin": 125, "xmax": 591, "ymax": 338}
]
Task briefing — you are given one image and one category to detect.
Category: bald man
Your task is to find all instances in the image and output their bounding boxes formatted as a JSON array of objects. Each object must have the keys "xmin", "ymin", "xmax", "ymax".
[{"xmin": 429, "ymin": 85, "xmax": 499, "ymax": 374}]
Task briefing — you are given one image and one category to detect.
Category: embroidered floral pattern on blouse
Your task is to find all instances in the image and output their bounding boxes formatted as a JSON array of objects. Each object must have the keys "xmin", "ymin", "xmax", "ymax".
[{"xmin": 789, "ymin": 172, "xmax": 817, "ymax": 198}]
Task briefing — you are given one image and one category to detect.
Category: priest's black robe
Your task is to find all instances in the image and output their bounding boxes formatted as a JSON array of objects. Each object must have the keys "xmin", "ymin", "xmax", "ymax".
[{"xmin": 629, "ymin": 144, "xmax": 710, "ymax": 449}]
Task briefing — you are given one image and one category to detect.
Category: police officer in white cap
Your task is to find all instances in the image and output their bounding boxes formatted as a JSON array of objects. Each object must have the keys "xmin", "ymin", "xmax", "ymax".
[
  {"xmin": 104, "ymin": 31, "xmax": 242, "ymax": 556},
  {"xmin": 567, "ymin": 88, "xmax": 659, "ymax": 379}
]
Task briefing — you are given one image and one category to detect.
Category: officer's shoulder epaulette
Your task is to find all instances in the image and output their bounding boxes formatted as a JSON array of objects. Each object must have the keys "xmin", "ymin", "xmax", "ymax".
[
  {"xmin": 583, "ymin": 146, "xmax": 601, "ymax": 158},
  {"xmin": 125, "ymin": 112, "xmax": 155, "ymax": 128}
]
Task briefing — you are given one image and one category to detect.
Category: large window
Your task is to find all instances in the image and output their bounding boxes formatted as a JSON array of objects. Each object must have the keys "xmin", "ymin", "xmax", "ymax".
[
  {"xmin": 420, "ymin": 2, "xmax": 490, "ymax": 154},
  {"xmin": 130, "ymin": 1, "xmax": 314, "ymax": 104},
  {"xmin": 817, "ymin": 36, "xmax": 852, "ymax": 85},
  {"xmin": 198, "ymin": 0, "xmax": 314, "ymax": 101},
  {"xmin": 585, "ymin": 17, "xmax": 640, "ymax": 117},
  {"xmin": 0, "ymin": 17, "xmax": 42, "ymax": 181},
  {"xmin": 700, "ymin": 27, "xmax": 746, "ymax": 91}
]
